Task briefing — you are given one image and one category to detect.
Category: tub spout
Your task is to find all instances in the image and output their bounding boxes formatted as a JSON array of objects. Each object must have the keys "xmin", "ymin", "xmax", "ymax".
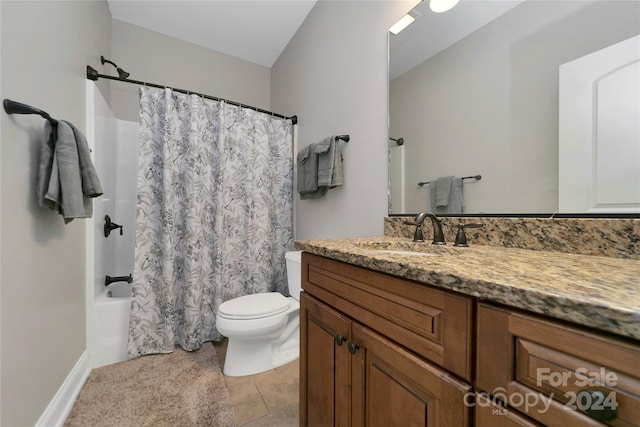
[{"xmin": 105, "ymin": 274, "xmax": 132, "ymax": 286}]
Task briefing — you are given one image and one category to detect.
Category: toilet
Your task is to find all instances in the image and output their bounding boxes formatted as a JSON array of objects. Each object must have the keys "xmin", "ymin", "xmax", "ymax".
[{"xmin": 216, "ymin": 251, "xmax": 302, "ymax": 377}]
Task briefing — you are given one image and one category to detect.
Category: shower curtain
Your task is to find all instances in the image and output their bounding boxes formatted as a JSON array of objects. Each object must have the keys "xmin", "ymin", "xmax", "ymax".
[{"xmin": 128, "ymin": 87, "xmax": 293, "ymax": 358}]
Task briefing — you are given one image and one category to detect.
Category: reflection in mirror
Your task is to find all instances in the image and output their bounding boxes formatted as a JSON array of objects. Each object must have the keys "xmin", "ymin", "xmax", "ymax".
[{"xmin": 389, "ymin": 0, "xmax": 640, "ymax": 216}]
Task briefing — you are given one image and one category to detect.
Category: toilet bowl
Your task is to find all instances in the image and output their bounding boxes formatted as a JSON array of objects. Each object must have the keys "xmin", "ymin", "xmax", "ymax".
[{"xmin": 216, "ymin": 251, "xmax": 302, "ymax": 377}]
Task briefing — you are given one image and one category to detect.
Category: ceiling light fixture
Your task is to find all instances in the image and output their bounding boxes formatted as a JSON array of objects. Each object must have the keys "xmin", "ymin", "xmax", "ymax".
[
  {"xmin": 430, "ymin": 0, "xmax": 460, "ymax": 13},
  {"xmin": 389, "ymin": 13, "xmax": 416, "ymax": 35}
]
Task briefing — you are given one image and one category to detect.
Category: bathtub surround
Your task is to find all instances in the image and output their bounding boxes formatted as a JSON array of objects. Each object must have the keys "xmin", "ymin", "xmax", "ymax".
[
  {"xmin": 85, "ymin": 81, "xmax": 139, "ymax": 370},
  {"xmin": 385, "ymin": 216, "xmax": 640, "ymax": 260},
  {"xmin": 64, "ymin": 343, "xmax": 235, "ymax": 426},
  {"xmin": 129, "ymin": 87, "xmax": 294, "ymax": 357}
]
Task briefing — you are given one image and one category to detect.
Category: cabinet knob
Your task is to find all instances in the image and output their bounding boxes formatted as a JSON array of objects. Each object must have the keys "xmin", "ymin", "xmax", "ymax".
[
  {"xmin": 348, "ymin": 342, "xmax": 360, "ymax": 354},
  {"xmin": 334, "ymin": 335, "xmax": 346, "ymax": 346},
  {"xmin": 577, "ymin": 389, "xmax": 617, "ymax": 422}
]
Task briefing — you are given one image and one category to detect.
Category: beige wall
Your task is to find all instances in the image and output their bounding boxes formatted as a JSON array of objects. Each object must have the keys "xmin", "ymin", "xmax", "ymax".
[
  {"xmin": 271, "ymin": 0, "xmax": 417, "ymax": 240},
  {"xmin": 0, "ymin": 1, "xmax": 112, "ymax": 425},
  {"xmin": 390, "ymin": 0, "xmax": 640, "ymax": 214},
  {"xmin": 110, "ymin": 19, "xmax": 272, "ymax": 122}
]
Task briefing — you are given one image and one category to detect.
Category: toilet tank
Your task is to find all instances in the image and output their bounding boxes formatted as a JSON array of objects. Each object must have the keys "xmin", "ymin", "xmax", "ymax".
[{"xmin": 285, "ymin": 251, "xmax": 302, "ymax": 300}]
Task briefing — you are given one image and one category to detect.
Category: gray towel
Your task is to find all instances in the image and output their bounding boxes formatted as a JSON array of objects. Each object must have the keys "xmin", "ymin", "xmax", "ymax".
[
  {"xmin": 297, "ymin": 136, "xmax": 344, "ymax": 200},
  {"xmin": 430, "ymin": 176, "xmax": 464, "ymax": 214},
  {"xmin": 434, "ymin": 176, "xmax": 453, "ymax": 207},
  {"xmin": 316, "ymin": 136, "xmax": 343, "ymax": 188},
  {"xmin": 37, "ymin": 120, "xmax": 103, "ymax": 223},
  {"xmin": 297, "ymin": 143, "xmax": 319, "ymax": 195},
  {"xmin": 65, "ymin": 120, "xmax": 103, "ymax": 198}
]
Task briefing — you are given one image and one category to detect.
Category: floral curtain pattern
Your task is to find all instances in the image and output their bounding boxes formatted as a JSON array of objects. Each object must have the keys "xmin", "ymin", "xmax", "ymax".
[{"xmin": 128, "ymin": 87, "xmax": 293, "ymax": 358}]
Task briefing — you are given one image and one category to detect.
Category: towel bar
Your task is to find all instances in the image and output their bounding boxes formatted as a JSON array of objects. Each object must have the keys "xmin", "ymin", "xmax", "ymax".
[
  {"xmin": 3, "ymin": 99, "xmax": 58, "ymax": 125},
  {"xmin": 418, "ymin": 175, "xmax": 481, "ymax": 187},
  {"xmin": 336, "ymin": 135, "xmax": 350, "ymax": 142}
]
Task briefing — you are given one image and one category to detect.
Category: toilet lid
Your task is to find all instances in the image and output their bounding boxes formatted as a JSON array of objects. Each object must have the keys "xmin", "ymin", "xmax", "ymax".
[{"xmin": 219, "ymin": 292, "xmax": 291, "ymax": 320}]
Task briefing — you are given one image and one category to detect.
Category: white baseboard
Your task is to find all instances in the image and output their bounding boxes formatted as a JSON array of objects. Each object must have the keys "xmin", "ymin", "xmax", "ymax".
[{"xmin": 35, "ymin": 350, "xmax": 91, "ymax": 427}]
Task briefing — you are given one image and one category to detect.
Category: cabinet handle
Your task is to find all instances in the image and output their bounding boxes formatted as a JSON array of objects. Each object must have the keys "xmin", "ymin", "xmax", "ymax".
[
  {"xmin": 348, "ymin": 342, "xmax": 360, "ymax": 354},
  {"xmin": 334, "ymin": 335, "xmax": 346, "ymax": 346},
  {"xmin": 577, "ymin": 389, "xmax": 617, "ymax": 422}
]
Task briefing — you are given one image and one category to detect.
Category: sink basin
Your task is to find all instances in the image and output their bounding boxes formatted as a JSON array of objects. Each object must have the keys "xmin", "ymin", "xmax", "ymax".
[{"xmin": 353, "ymin": 241, "xmax": 457, "ymax": 256}]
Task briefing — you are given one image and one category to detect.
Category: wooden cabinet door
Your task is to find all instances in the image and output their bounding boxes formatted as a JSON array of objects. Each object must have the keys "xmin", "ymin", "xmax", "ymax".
[
  {"xmin": 350, "ymin": 323, "xmax": 471, "ymax": 427},
  {"xmin": 300, "ymin": 292, "xmax": 351, "ymax": 427}
]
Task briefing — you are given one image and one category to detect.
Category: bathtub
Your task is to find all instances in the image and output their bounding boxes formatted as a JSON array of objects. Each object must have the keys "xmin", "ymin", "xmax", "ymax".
[
  {"xmin": 92, "ymin": 283, "xmax": 132, "ymax": 367},
  {"xmin": 105, "ymin": 281, "xmax": 132, "ymax": 298}
]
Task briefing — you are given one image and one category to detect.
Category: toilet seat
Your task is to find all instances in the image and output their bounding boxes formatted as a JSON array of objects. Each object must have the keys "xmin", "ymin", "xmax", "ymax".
[{"xmin": 218, "ymin": 292, "xmax": 291, "ymax": 320}]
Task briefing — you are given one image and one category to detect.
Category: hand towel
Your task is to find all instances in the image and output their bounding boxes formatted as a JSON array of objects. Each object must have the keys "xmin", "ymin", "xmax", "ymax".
[
  {"xmin": 297, "ymin": 136, "xmax": 344, "ymax": 200},
  {"xmin": 316, "ymin": 136, "xmax": 344, "ymax": 188},
  {"xmin": 430, "ymin": 176, "xmax": 464, "ymax": 214},
  {"xmin": 37, "ymin": 120, "xmax": 103, "ymax": 223},
  {"xmin": 64, "ymin": 120, "xmax": 103, "ymax": 198},
  {"xmin": 297, "ymin": 143, "xmax": 319, "ymax": 195},
  {"xmin": 433, "ymin": 176, "xmax": 453, "ymax": 207},
  {"xmin": 37, "ymin": 122, "xmax": 57, "ymax": 210}
]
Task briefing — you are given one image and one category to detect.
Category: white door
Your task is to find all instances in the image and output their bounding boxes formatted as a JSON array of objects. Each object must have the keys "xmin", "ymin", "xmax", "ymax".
[{"xmin": 559, "ymin": 35, "xmax": 640, "ymax": 213}]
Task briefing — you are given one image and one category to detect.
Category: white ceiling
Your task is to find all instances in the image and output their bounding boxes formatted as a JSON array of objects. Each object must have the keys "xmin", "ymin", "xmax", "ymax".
[
  {"xmin": 389, "ymin": 0, "xmax": 524, "ymax": 80},
  {"xmin": 107, "ymin": 0, "xmax": 317, "ymax": 68},
  {"xmin": 108, "ymin": 0, "xmax": 526, "ymax": 76}
]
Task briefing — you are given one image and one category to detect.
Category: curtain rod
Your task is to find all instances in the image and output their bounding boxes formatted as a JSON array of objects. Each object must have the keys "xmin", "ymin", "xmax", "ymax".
[{"xmin": 86, "ymin": 66, "xmax": 298, "ymax": 125}]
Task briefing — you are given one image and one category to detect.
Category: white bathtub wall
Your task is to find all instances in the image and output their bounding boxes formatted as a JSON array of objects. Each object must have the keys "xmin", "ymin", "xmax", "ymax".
[
  {"xmin": 91, "ymin": 85, "xmax": 117, "ymax": 300},
  {"xmin": 86, "ymin": 82, "xmax": 118, "ymax": 367},
  {"xmin": 114, "ymin": 119, "xmax": 139, "ymax": 275},
  {"xmin": 86, "ymin": 82, "xmax": 139, "ymax": 368}
]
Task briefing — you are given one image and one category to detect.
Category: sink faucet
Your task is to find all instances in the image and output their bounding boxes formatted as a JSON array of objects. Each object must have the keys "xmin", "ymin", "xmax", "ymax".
[{"xmin": 404, "ymin": 211, "xmax": 446, "ymax": 245}]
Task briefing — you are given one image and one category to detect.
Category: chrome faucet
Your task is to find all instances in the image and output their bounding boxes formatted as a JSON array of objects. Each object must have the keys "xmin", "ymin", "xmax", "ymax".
[{"xmin": 404, "ymin": 211, "xmax": 446, "ymax": 245}]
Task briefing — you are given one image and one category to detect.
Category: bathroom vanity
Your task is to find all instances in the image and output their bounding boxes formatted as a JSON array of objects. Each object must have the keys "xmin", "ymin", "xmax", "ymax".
[{"xmin": 296, "ymin": 236, "xmax": 640, "ymax": 427}]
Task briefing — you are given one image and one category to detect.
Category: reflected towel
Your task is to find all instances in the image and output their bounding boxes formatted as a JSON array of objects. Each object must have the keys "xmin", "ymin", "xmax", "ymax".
[
  {"xmin": 430, "ymin": 176, "xmax": 464, "ymax": 214},
  {"xmin": 434, "ymin": 176, "xmax": 453, "ymax": 207}
]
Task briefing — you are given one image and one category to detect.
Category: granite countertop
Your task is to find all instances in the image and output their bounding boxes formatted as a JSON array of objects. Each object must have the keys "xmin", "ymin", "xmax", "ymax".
[{"xmin": 294, "ymin": 236, "xmax": 640, "ymax": 341}]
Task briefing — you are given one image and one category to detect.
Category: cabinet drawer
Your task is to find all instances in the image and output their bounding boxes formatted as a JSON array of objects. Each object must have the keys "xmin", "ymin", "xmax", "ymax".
[
  {"xmin": 475, "ymin": 393, "xmax": 543, "ymax": 427},
  {"xmin": 302, "ymin": 252, "xmax": 473, "ymax": 381},
  {"xmin": 477, "ymin": 302, "xmax": 640, "ymax": 426}
]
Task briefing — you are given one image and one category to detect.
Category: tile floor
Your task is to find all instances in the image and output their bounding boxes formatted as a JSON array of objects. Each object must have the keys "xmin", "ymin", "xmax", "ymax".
[{"xmin": 213, "ymin": 339, "xmax": 300, "ymax": 426}]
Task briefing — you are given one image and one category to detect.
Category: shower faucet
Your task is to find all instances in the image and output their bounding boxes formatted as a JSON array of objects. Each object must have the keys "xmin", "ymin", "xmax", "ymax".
[
  {"xmin": 105, "ymin": 274, "xmax": 133, "ymax": 286},
  {"xmin": 104, "ymin": 215, "xmax": 123, "ymax": 237}
]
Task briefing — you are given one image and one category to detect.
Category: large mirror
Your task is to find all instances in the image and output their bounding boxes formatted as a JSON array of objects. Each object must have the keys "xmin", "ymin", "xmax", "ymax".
[{"xmin": 388, "ymin": 0, "xmax": 640, "ymax": 216}]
